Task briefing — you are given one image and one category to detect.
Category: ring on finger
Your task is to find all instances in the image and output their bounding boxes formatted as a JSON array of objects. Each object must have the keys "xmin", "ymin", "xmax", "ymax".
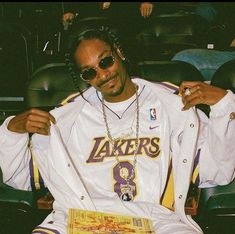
[{"xmin": 185, "ymin": 88, "xmax": 192, "ymax": 96}]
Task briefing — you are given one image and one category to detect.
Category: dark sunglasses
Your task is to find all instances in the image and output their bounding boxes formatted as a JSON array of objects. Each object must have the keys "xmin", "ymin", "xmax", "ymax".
[{"xmin": 80, "ymin": 53, "xmax": 115, "ymax": 81}]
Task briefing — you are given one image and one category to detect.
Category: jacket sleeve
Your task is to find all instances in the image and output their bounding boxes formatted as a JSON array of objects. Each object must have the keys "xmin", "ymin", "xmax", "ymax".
[
  {"xmin": 198, "ymin": 90, "xmax": 235, "ymax": 187},
  {"xmin": 0, "ymin": 117, "xmax": 31, "ymax": 190}
]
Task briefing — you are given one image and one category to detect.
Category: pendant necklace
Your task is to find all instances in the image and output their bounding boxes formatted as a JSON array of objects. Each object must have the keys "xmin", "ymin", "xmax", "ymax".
[{"xmin": 101, "ymin": 84, "xmax": 139, "ymax": 201}]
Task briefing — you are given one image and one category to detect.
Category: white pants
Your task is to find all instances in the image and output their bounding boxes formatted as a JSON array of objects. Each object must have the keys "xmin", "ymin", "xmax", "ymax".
[{"xmin": 32, "ymin": 201, "xmax": 202, "ymax": 234}]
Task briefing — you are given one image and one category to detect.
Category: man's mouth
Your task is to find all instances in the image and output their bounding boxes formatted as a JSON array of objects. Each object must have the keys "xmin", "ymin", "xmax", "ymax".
[{"xmin": 98, "ymin": 74, "xmax": 118, "ymax": 88}]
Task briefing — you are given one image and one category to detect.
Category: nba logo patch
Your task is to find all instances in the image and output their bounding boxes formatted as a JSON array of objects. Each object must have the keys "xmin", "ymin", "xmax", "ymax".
[{"xmin": 150, "ymin": 108, "xmax": 157, "ymax": 120}]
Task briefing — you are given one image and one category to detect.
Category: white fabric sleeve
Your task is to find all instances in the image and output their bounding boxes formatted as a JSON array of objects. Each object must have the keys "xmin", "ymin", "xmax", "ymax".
[
  {"xmin": 0, "ymin": 116, "xmax": 31, "ymax": 190},
  {"xmin": 199, "ymin": 90, "xmax": 235, "ymax": 186}
]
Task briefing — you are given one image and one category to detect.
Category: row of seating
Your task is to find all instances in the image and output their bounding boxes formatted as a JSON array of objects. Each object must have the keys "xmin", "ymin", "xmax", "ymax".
[
  {"xmin": 0, "ymin": 11, "xmax": 226, "ymax": 121},
  {"xmin": 0, "ymin": 10, "xmax": 216, "ymax": 71},
  {"xmin": 69, "ymin": 13, "xmax": 210, "ymax": 62},
  {"xmin": 0, "ymin": 12, "xmax": 207, "ymax": 112},
  {"xmin": 2, "ymin": 55, "xmax": 235, "ymax": 125}
]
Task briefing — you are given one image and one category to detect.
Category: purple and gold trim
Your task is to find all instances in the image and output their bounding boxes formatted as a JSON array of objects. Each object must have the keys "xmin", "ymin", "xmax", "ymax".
[
  {"xmin": 192, "ymin": 149, "xmax": 201, "ymax": 186},
  {"xmin": 32, "ymin": 226, "xmax": 60, "ymax": 234},
  {"xmin": 29, "ymin": 142, "xmax": 45, "ymax": 190},
  {"xmin": 160, "ymin": 157, "xmax": 175, "ymax": 210}
]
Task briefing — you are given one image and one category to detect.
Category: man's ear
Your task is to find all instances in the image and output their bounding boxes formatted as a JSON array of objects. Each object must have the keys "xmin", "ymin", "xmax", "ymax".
[{"xmin": 114, "ymin": 44, "xmax": 126, "ymax": 61}]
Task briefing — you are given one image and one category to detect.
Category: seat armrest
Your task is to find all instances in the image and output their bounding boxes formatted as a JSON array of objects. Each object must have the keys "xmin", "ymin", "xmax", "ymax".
[
  {"xmin": 0, "ymin": 185, "xmax": 35, "ymax": 208},
  {"xmin": 199, "ymin": 180, "xmax": 235, "ymax": 214},
  {"xmin": 207, "ymin": 193, "xmax": 235, "ymax": 215}
]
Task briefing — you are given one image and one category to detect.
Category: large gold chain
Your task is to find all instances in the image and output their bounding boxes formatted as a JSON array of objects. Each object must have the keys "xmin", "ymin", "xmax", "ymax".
[{"xmin": 101, "ymin": 84, "xmax": 140, "ymax": 201}]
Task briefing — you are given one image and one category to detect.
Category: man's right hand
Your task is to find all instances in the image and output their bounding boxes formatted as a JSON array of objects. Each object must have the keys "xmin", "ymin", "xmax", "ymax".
[
  {"xmin": 140, "ymin": 2, "xmax": 154, "ymax": 18},
  {"xmin": 7, "ymin": 108, "xmax": 56, "ymax": 136}
]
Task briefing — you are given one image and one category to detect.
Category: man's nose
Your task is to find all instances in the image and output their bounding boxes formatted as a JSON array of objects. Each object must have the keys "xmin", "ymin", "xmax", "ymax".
[{"xmin": 96, "ymin": 67, "xmax": 110, "ymax": 80}]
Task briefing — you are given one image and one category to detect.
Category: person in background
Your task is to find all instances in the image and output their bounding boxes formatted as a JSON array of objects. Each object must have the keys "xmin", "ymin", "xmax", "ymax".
[
  {"xmin": 62, "ymin": 2, "xmax": 154, "ymax": 30},
  {"xmin": 62, "ymin": 2, "xmax": 105, "ymax": 30},
  {"xmin": 139, "ymin": 2, "xmax": 154, "ymax": 18}
]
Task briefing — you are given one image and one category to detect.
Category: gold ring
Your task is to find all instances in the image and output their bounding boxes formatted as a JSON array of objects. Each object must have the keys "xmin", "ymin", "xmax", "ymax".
[{"xmin": 185, "ymin": 88, "xmax": 191, "ymax": 96}]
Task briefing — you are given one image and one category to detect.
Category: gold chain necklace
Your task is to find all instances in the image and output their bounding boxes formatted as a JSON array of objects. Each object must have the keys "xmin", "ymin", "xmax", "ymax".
[{"xmin": 101, "ymin": 85, "xmax": 139, "ymax": 201}]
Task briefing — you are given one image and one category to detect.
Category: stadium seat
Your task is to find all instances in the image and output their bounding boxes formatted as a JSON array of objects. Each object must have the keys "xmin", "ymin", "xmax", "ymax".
[
  {"xmin": 135, "ymin": 13, "xmax": 207, "ymax": 61},
  {"xmin": 0, "ymin": 183, "xmax": 49, "ymax": 234},
  {"xmin": 26, "ymin": 62, "xmax": 89, "ymax": 109},
  {"xmin": 0, "ymin": 21, "xmax": 32, "ymax": 124},
  {"xmin": 196, "ymin": 179, "xmax": 235, "ymax": 234},
  {"xmin": 135, "ymin": 60, "xmax": 204, "ymax": 85},
  {"xmin": 211, "ymin": 58, "xmax": 235, "ymax": 93}
]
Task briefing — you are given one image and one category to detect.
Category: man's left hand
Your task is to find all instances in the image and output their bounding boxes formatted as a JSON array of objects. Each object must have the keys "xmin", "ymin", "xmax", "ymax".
[{"xmin": 179, "ymin": 81, "xmax": 228, "ymax": 110}]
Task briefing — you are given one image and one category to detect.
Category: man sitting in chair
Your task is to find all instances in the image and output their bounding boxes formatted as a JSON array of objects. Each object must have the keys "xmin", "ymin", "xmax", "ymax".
[{"xmin": 0, "ymin": 27, "xmax": 234, "ymax": 233}]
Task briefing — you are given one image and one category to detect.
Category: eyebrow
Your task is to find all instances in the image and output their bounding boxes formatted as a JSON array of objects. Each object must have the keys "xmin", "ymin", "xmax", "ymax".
[{"xmin": 80, "ymin": 49, "xmax": 111, "ymax": 70}]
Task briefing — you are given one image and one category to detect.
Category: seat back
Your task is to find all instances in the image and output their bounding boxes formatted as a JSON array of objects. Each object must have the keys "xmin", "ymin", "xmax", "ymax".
[
  {"xmin": 72, "ymin": 16, "xmax": 112, "ymax": 29},
  {"xmin": 0, "ymin": 183, "xmax": 52, "ymax": 234},
  {"xmin": 0, "ymin": 21, "xmax": 32, "ymax": 124},
  {"xmin": 211, "ymin": 59, "xmax": 235, "ymax": 93},
  {"xmin": 26, "ymin": 63, "xmax": 89, "ymax": 109},
  {"xmin": 135, "ymin": 60, "xmax": 204, "ymax": 85},
  {"xmin": 135, "ymin": 13, "xmax": 207, "ymax": 60}
]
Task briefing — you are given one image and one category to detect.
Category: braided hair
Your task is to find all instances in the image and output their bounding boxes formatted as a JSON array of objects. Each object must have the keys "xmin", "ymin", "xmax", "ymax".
[{"xmin": 64, "ymin": 26, "xmax": 131, "ymax": 94}]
